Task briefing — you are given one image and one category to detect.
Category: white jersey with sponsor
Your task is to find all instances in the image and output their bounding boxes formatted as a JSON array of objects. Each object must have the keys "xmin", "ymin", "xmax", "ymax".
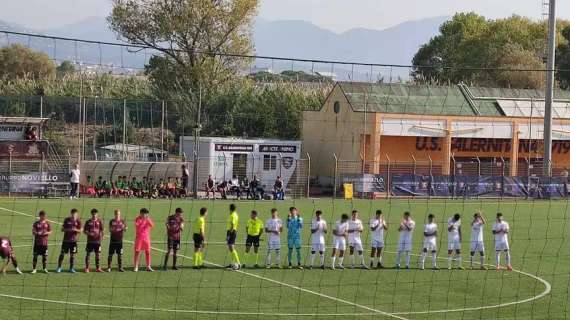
[
  {"xmin": 447, "ymin": 218, "xmax": 461, "ymax": 242},
  {"xmin": 265, "ymin": 218, "xmax": 282, "ymax": 250},
  {"xmin": 348, "ymin": 219, "xmax": 363, "ymax": 242},
  {"xmin": 70, "ymin": 169, "xmax": 80, "ymax": 183},
  {"xmin": 311, "ymin": 219, "xmax": 327, "ymax": 244},
  {"xmin": 398, "ymin": 219, "xmax": 415, "ymax": 252},
  {"xmin": 370, "ymin": 218, "xmax": 385, "ymax": 242},
  {"xmin": 493, "ymin": 220, "xmax": 510, "ymax": 251},
  {"xmin": 470, "ymin": 219, "xmax": 485, "ymax": 252},
  {"xmin": 333, "ymin": 220, "xmax": 349, "ymax": 250}
]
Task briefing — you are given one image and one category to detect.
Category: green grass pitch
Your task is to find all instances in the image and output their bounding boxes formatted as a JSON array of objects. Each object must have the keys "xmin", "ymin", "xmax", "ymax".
[{"xmin": 0, "ymin": 197, "xmax": 567, "ymax": 320}]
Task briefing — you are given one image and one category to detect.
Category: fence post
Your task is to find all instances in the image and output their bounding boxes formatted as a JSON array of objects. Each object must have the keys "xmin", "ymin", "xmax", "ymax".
[
  {"xmin": 122, "ymin": 99, "xmax": 127, "ymax": 161},
  {"xmin": 333, "ymin": 153, "xmax": 338, "ymax": 199},
  {"xmin": 193, "ymin": 151, "xmax": 198, "ymax": 199},
  {"xmin": 223, "ymin": 154, "xmax": 227, "ymax": 182},
  {"xmin": 451, "ymin": 154, "xmax": 456, "ymax": 199},
  {"xmin": 500, "ymin": 157, "xmax": 506, "ymax": 199},
  {"xmin": 161, "ymin": 100, "xmax": 165, "ymax": 162},
  {"xmin": 385, "ymin": 154, "xmax": 391, "ymax": 199},
  {"xmin": 428, "ymin": 155, "xmax": 433, "ymax": 199},
  {"xmin": 8, "ymin": 151, "xmax": 12, "ymax": 197},
  {"xmin": 40, "ymin": 96, "xmax": 43, "ymax": 118},
  {"xmin": 306, "ymin": 153, "xmax": 311, "ymax": 198},
  {"xmin": 411, "ymin": 154, "xmax": 417, "ymax": 175}
]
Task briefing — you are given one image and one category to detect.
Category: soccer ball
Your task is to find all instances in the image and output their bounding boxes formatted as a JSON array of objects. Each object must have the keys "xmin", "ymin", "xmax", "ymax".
[{"xmin": 231, "ymin": 263, "xmax": 240, "ymax": 270}]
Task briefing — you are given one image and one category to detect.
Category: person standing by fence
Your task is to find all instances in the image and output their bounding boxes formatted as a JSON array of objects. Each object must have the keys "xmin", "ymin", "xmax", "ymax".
[{"xmin": 69, "ymin": 163, "xmax": 80, "ymax": 199}]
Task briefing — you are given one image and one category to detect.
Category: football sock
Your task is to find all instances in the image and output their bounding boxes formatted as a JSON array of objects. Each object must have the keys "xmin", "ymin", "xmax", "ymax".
[
  {"xmin": 32, "ymin": 256, "xmax": 38, "ymax": 269},
  {"xmin": 118, "ymin": 254, "xmax": 123, "ymax": 269},
  {"xmin": 144, "ymin": 250, "xmax": 151, "ymax": 267},
  {"xmin": 69, "ymin": 255, "xmax": 75, "ymax": 269},
  {"xmin": 95, "ymin": 253, "xmax": 100, "ymax": 269},
  {"xmin": 350, "ymin": 254, "xmax": 355, "ymax": 266},
  {"xmin": 266, "ymin": 249, "xmax": 272, "ymax": 265},
  {"xmin": 57, "ymin": 254, "xmax": 64, "ymax": 268},
  {"xmin": 469, "ymin": 255, "xmax": 474, "ymax": 267},
  {"xmin": 85, "ymin": 254, "xmax": 90, "ymax": 269},
  {"xmin": 505, "ymin": 251, "xmax": 511, "ymax": 266},
  {"xmin": 359, "ymin": 253, "xmax": 365, "ymax": 265},
  {"xmin": 231, "ymin": 250, "xmax": 241, "ymax": 265},
  {"xmin": 164, "ymin": 253, "xmax": 170, "ymax": 267},
  {"xmin": 172, "ymin": 252, "xmax": 177, "ymax": 267},
  {"xmin": 108, "ymin": 255, "xmax": 113, "ymax": 268},
  {"xmin": 42, "ymin": 254, "xmax": 47, "ymax": 269},
  {"xmin": 287, "ymin": 248, "xmax": 293, "ymax": 265},
  {"xmin": 255, "ymin": 252, "xmax": 259, "ymax": 265},
  {"xmin": 193, "ymin": 252, "xmax": 199, "ymax": 266},
  {"xmin": 480, "ymin": 255, "xmax": 485, "ymax": 266},
  {"xmin": 405, "ymin": 252, "xmax": 410, "ymax": 267},
  {"xmin": 338, "ymin": 256, "xmax": 344, "ymax": 266},
  {"xmin": 331, "ymin": 256, "xmax": 336, "ymax": 267},
  {"xmin": 448, "ymin": 255, "xmax": 453, "ymax": 268},
  {"xmin": 319, "ymin": 253, "xmax": 325, "ymax": 266},
  {"xmin": 395, "ymin": 252, "xmax": 401, "ymax": 266},
  {"xmin": 456, "ymin": 255, "xmax": 462, "ymax": 266},
  {"xmin": 432, "ymin": 252, "xmax": 437, "ymax": 268},
  {"xmin": 310, "ymin": 253, "xmax": 315, "ymax": 266},
  {"xmin": 296, "ymin": 247, "xmax": 301, "ymax": 265},
  {"xmin": 275, "ymin": 250, "xmax": 281, "ymax": 265},
  {"xmin": 134, "ymin": 251, "xmax": 140, "ymax": 268},
  {"xmin": 420, "ymin": 252, "xmax": 426, "ymax": 268},
  {"xmin": 495, "ymin": 252, "xmax": 501, "ymax": 266}
]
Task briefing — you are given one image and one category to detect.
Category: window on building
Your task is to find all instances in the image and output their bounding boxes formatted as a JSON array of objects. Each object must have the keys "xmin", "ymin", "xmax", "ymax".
[{"xmin": 263, "ymin": 155, "xmax": 277, "ymax": 170}]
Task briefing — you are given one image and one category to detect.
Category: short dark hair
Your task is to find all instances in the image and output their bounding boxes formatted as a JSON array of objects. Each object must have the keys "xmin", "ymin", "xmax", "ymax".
[
  {"xmin": 404, "ymin": 211, "xmax": 411, "ymax": 217},
  {"xmin": 70, "ymin": 208, "xmax": 78, "ymax": 214},
  {"xmin": 271, "ymin": 208, "xmax": 277, "ymax": 214},
  {"xmin": 352, "ymin": 210, "xmax": 358, "ymax": 214},
  {"xmin": 251, "ymin": 210, "xmax": 258, "ymax": 216},
  {"xmin": 453, "ymin": 213, "xmax": 461, "ymax": 221},
  {"xmin": 315, "ymin": 210, "xmax": 322, "ymax": 216},
  {"xmin": 199, "ymin": 207, "xmax": 207, "ymax": 216},
  {"xmin": 289, "ymin": 207, "xmax": 296, "ymax": 212},
  {"xmin": 175, "ymin": 207, "xmax": 183, "ymax": 214},
  {"xmin": 376, "ymin": 210, "xmax": 382, "ymax": 215},
  {"xmin": 90, "ymin": 208, "xmax": 98, "ymax": 215},
  {"xmin": 229, "ymin": 203, "xmax": 236, "ymax": 212},
  {"xmin": 38, "ymin": 210, "xmax": 46, "ymax": 217},
  {"xmin": 496, "ymin": 212, "xmax": 503, "ymax": 218},
  {"xmin": 428, "ymin": 214, "xmax": 434, "ymax": 219},
  {"xmin": 341, "ymin": 213, "xmax": 349, "ymax": 220},
  {"xmin": 98, "ymin": 176, "xmax": 103, "ymax": 179},
  {"xmin": 140, "ymin": 208, "xmax": 149, "ymax": 214}
]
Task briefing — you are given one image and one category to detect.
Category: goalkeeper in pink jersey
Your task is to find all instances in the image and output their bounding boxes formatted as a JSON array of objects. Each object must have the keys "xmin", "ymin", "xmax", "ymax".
[{"xmin": 134, "ymin": 208, "xmax": 155, "ymax": 272}]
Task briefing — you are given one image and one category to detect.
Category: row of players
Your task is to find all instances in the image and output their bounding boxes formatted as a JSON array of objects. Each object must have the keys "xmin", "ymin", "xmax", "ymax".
[{"xmin": 0, "ymin": 204, "xmax": 512, "ymax": 274}]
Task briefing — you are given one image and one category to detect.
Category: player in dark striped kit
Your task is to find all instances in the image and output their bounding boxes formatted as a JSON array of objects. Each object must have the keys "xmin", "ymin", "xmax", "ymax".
[{"xmin": 31, "ymin": 210, "xmax": 52, "ymax": 274}]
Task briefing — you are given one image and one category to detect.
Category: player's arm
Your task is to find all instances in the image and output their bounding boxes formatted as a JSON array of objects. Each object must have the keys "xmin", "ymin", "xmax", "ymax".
[
  {"xmin": 481, "ymin": 215, "xmax": 487, "ymax": 225},
  {"xmin": 180, "ymin": 221, "xmax": 185, "ymax": 231},
  {"xmin": 448, "ymin": 223, "xmax": 454, "ymax": 232},
  {"xmin": 83, "ymin": 222, "xmax": 89, "ymax": 235},
  {"xmin": 383, "ymin": 221, "xmax": 388, "ymax": 230},
  {"xmin": 323, "ymin": 223, "xmax": 327, "ymax": 233},
  {"xmin": 46, "ymin": 223, "xmax": 52, "ymax": 235},
  {"xmin": 311, "ymin": 225, "xmax": 318, "ymax": 233},
  {"xmin": 458, "ymin": 225, "xmax": 462, "ymax": 240},
  {"xmin": 370, "ymin": 222, "xmax": 378, "ymax": 231}
]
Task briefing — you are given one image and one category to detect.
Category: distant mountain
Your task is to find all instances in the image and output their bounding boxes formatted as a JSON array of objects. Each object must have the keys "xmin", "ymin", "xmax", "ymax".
[{"xmin": 0, "ymin": 16, "xmax": 447, "ymax": 79}]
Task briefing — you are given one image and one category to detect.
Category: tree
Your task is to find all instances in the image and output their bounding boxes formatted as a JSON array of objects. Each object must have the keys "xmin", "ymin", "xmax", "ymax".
[
  {"xmin": 411, "ymin": 14, "xmax": 569, "ymax": 88},
  {"xmin": 56, "ymin": 60, "xmax": 76, "ymax": 76},
  {"xmin": 0, "ymin": 44, "xmax": 55, "ymax": 79},
  {"xmin": 108, "ymin": 0, "xmax": 259, "ymax": 100},
  {"xmin": 556, "ymin": 26, "xmax": 570, "ymax": 89}
]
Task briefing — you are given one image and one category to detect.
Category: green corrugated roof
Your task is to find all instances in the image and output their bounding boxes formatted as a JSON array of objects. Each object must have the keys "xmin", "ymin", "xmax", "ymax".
[{"xmin": 336, "ymin": 82, "xmax": 570, "ymax": 118}]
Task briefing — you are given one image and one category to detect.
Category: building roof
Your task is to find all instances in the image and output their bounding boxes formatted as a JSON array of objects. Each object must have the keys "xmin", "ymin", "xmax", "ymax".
[
  {"xmin": 0, "ymin": 117, "xmax": 50, "ymax": 124},
  {"xmin": 100, "ymin": 143, "xmax": 167, "ymax": 154},
  {"xmin": 334, "ymin": 82, "xmax": 570, "ymax": 118}
]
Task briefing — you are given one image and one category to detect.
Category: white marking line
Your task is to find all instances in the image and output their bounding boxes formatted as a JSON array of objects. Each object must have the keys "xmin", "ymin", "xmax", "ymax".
[
  {"xmin": 0, "ymin": 206, "xmax": 552, "ymax": 317},
  {"xmin": 0, "ymin": 206, "xmax": 407, "ymax": 320}
]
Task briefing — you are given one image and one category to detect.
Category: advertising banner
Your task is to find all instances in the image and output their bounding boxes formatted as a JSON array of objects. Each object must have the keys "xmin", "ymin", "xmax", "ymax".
[
  {"xmin": 341, "ymin": 174, "xmax": 386, "ymax": 193},
  {"xmin": 0, "ymin": 171, "xmax": 69, "ymax": 193},
  {"xmin": 0, "ymin": 140, "xmax": 48, "ymax": 159}
]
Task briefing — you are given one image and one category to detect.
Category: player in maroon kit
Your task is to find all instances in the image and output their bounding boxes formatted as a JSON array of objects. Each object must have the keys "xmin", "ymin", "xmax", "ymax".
[
  {"xmin": 84, "ymin": 208, "xmax": 104, "ymax": 273},
  {"xmin": 57, "ymin": 208, "xmax": 82, "ymax": 273},
  {"xmin": 108, "ymin": 209, "xmax": 127, "ymax": 272},
  {"xmin": 0, "ymin": 236, "xmax": 22, "ymax": 275},
  {"xmin": 31, "ymin": 210, "xmax": 52, "ymax": 274},
  {"xmin": 163, "ymin": 207, "xmax": 185, "ymax": 270}
]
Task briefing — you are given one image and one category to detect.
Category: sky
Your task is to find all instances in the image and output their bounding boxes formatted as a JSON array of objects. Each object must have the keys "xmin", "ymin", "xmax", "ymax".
[{"xmin": 1, "ymin": 0, "xmax": 570, "ymax": 33}]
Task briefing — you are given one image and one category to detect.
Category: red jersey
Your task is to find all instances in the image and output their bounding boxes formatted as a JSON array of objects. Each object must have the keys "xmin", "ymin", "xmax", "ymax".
[
  {"xmin": 0, "ymin": 236, "xmax": 12, "ymax": 258},
  {"xmin": 84, "ymin": 218, "xmax": 104, "ymax": 243},
  {"xmin": 109, "ymin": 218, "xmax": 127, "ymax": 242},
  {"xmin": 166, "ymin": 214, "xmax": 184, "ymax": 241},
  {"xmin": 32, "ymin": 220, "xmax": 51, "ymax": 246},
  {"xmin": 62, "ymin": 217, "xmax": 81, "ymax": 242}
]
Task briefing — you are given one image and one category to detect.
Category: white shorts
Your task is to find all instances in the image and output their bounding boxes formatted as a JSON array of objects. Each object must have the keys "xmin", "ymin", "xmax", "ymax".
[
  {"xmin": 495, "ymin": 241, "xmax": 509, "ymax": 251},
  {"xmin": 333, "ymin": 237, "xmax": 346, "ymax": 250},
  {"xmin": 371, "ymin": 239, "xmax": 384, "ymax": 249},
  {"xmin": 311, "ymin": 242, "xmax": 325, "ymax": 253},
  {"xmin": 398, "ymin": 239, "xmax": 412, "ymax": 252},
  {"xmin": 423, "ymin": 239, "xmax": 437, "ymax": 252},
  {"xmin": 268, "ymin": 239, "xmax": 281, "ymax": 250},
  {"xmin": 348, "ymin": 237, "xmax": 363, "ymax": 251},
  {"xmin": 448, "ymin": 239, "xmax": 461, "ymax": 251},
  {"xmin": 470, "ymin": 241, "xmax": 485, "ymax": 252}
]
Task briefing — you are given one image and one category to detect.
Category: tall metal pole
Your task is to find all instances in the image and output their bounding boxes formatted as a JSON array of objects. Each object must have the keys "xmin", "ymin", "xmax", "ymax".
[
  {"xmin": 544, "ymin": 0, "xmax": 557, "ymax": 176},
  {"xmin": 193, "ymin": 86, "xmax": 202, "ymax": 199}
]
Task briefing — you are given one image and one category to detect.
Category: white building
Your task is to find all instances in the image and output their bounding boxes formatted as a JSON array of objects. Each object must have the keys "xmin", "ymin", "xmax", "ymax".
[{"xmin": 180, "ymin": 136, "xmax": 302, "ymax": 190}]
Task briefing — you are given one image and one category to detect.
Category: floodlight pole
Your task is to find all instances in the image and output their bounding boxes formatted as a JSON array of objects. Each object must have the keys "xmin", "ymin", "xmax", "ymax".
[
  {"xmin": 192, "ymin": 85, "xmax": 202, "ymax": 199},
  {"xmin": 544, "ymin": 0, "xmax": 557, "ymax": 176}
]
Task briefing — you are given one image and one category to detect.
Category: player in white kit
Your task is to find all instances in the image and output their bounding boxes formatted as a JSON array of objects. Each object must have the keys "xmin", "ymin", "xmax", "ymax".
[
  {"xmin": 331, "ymin": 214, "xmax": 349, "ymax": 270},
  {"xmin": 447, "ymin": 213, "xmax": 464, "ymax": 270},
  {"xmin": 369, "ymin": 210, "xmax": 387, "ymax": 269},
  {"xmin": 265, "ymin": 208, "xmax": 283, "ymax": 268},
  {"xmin": 348, "ymin": 210, "xmax": 368, "ymax": 269},
  {"xmin": 470, "ymin": 212, "xmax": 487, "ymax": 270},
  {"xmin": 395, "ymin": 212, "xmax": 415, "ymax": 269},
  {"xmin": 309, "ymin": 210, "xmax": 327, "ymax": 269},
  {"xmin": 492, "ymin": 212, "xmax": 512, "ymax": 271},
  {"xmin": 420, "ymin": 214, "xmax": 439, "ymax": 270}
]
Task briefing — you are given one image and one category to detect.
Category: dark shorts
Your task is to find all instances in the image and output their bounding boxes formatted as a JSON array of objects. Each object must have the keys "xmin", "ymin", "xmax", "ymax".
[
  {"xmin": 86, "ymin": 242, "xmax": 101, "ymax": 253},
  {"xmin": 0, "ymin": 248, "xmax": 11, "ymax": 259},
  {"xmin": 193, "ymin": 233, "xmax": 204, "ymax": 248},
  {"xmin": 167, "ymin": 238, "xmax": 181, "ymax": 250},
  {"xmin": 182, "ymin": 178, "xmax": 189, "ymax": 189},
  {"xmin": 245, "ymin": 235, "xmax": 261, "ymax": 248},
  {"xmin": 226, "ymin": 230, "xmax": 237, "ymax": 245},
  {"xmin": 33, "ymin": 244, "xmax": 48, "ymax": 256},
  {"xmin": 108, "ymin": 242, "xmax": 123, "ymax": 255},
  {"xmin": 61, "ymin": 242, "xmax": 78, "ymax": 254}
]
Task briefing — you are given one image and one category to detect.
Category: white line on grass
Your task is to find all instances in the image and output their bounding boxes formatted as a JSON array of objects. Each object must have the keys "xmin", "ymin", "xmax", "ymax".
[
  {"xmin": 0, "ymin": 206, "xmax": 553, "ymax": 317},
  {"xmin": 0, "ymin": 206, "xmax": 408, "ymax": 320}
]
